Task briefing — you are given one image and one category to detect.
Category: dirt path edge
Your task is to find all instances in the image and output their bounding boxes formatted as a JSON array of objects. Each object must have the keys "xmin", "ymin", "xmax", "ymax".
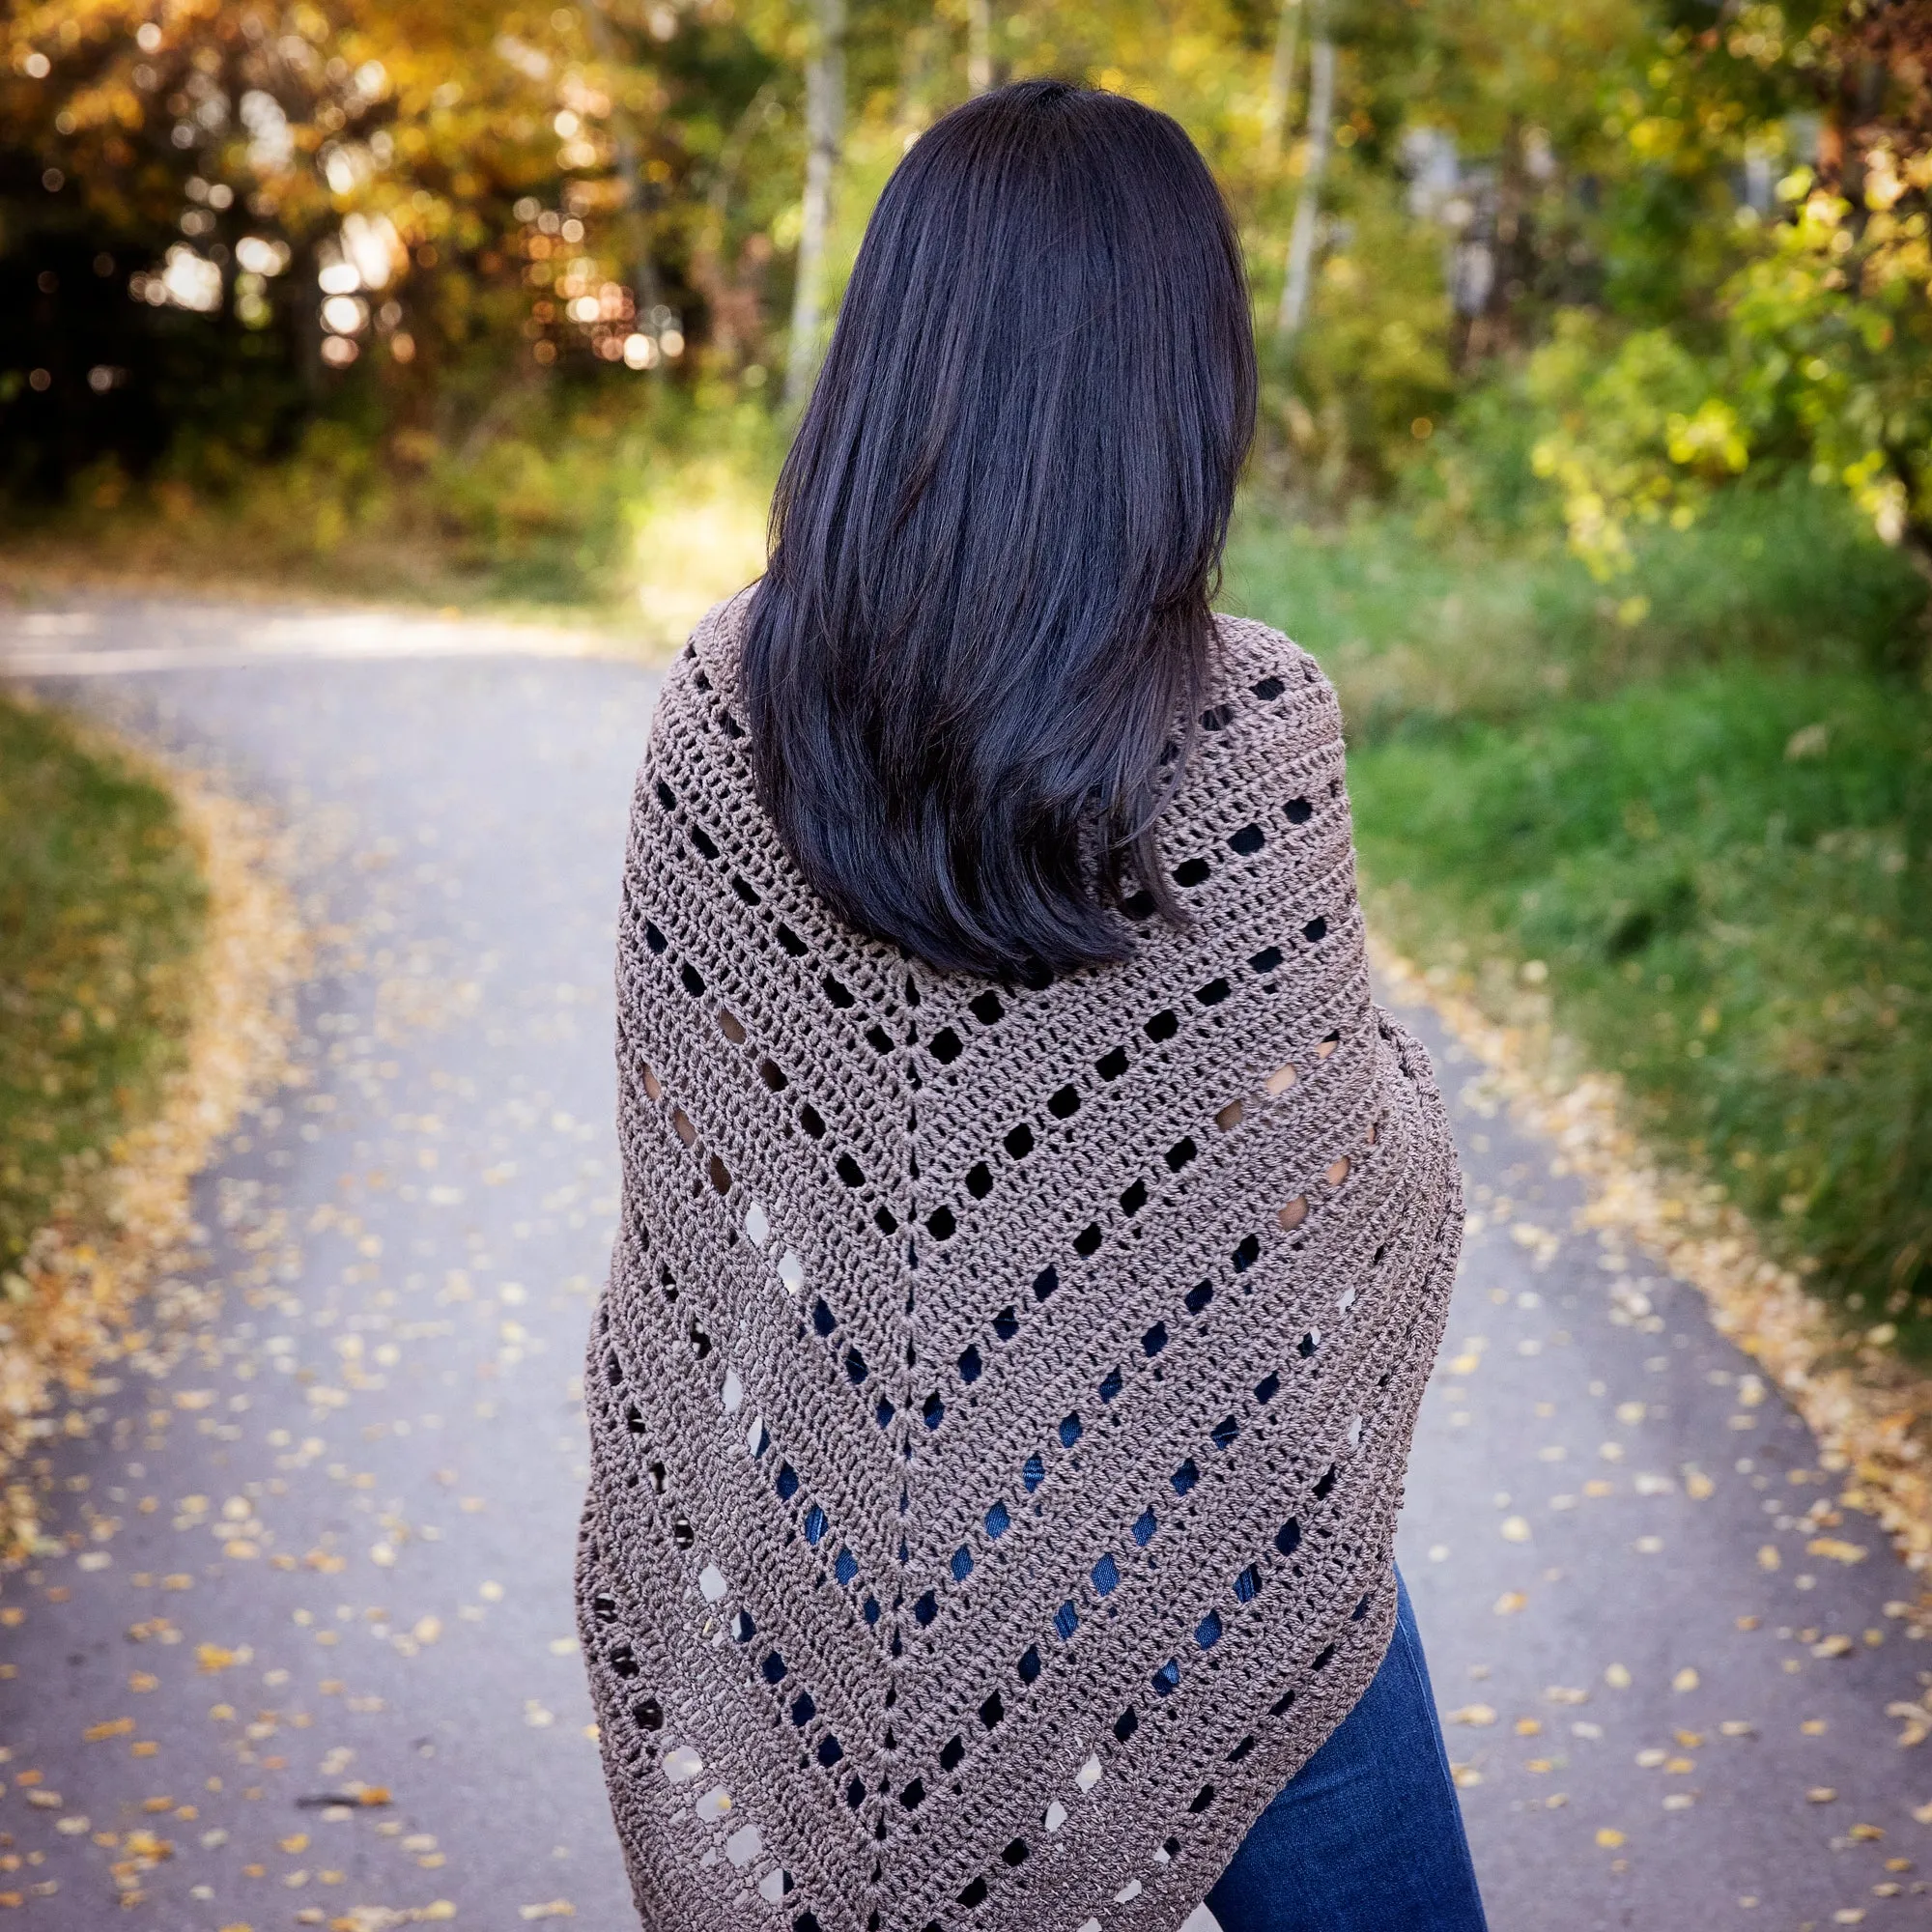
[
  {"xmin": 1374, "ymin": 936, "xmax": 1932, "ymax": 1593},
  {"xmin": 0, "ymin": 720, "xmax": 304, "ymax": 1563}
]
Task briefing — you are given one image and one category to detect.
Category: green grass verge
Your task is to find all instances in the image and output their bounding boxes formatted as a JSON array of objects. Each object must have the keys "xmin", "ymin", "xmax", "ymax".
[
  {"xmin": 0, "ymin": 696, "xmax": 207, "ymax": 1279},
  {"xmin": 1223, "ymin": 487, "xmax": 1932, "ymax": 1356}
]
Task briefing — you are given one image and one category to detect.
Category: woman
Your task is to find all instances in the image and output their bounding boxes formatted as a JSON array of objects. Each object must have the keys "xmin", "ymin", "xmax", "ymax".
[{"xmin": 579, "ymin": 79, "xmax": 1485, "ymax": 1932}]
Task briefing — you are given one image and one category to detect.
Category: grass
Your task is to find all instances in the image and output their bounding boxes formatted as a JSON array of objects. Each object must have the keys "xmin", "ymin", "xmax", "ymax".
[
  {"xmin": 0, "ymin": 389, "xmax": 780, "ymax": 648},
  {"xmin": 1223, "ymin": 481, "xmax": 1932, "ymax": 1356},
  {"xmin": 0, "ymin": 695, "xmax": 207, "ymax": 1280}
]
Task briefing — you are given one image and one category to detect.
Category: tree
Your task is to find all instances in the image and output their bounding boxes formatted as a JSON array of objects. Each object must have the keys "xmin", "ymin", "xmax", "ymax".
[{"xmin": 783, "ymin": 0, "xmax": 845, "ymax": 408}]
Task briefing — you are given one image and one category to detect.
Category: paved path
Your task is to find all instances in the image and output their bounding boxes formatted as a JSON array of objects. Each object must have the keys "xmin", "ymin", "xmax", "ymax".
[{"xmin": 2, "ymin": 605, "xmax": 1928, "ymax": 1932}]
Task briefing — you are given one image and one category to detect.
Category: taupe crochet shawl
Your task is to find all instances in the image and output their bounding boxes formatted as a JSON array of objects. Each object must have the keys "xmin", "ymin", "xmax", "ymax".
[{"xmin": 579, "ymin": 591, "xmax": 1463, "ymax": 1932}]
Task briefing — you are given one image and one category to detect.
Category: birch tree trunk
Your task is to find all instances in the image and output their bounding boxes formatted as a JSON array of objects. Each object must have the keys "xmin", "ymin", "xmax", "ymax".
[
  {"xmin": 966, "ymin": 0, "xmax": 993, "ymax": 94},
  {"xmin": 1275, "ymin": 26, "xmax": 1334, "ymax": 344},
  {"xmin": 784, "ymin": 0, "xmax": 846, "ymax": 409},
  {"xmin": 1259, "ymin": 0, "xmax": 1301, "ymax": 169},
  {"xmin": 582, "ymin": 0, "xmax": 663, "ymax": 337}
]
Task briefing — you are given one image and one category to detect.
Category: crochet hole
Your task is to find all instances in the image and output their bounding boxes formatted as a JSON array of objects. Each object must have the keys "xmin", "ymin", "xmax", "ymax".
[
  {"xmin": 1151, "ymin": 1659, "xmax": 1180, "ymax": 1697},
  {"xmin": 966, "ymin": 1162, "xmax": 994, "ymax": 1199},
  {"xmin": 1250, "ymin": 945, "xmax": 1284, "ymax": 973},
  {"xmin": 1195, "ymin": 978, "xmax": 1231, "ymax": 1007},
  {"xmin": 1313, "ymin": 1463, "xmax": 1338, "ymax": 1500},
  {"xmin": 1201, "ymin": 703, "xmax": 1235, "ymax": 729},
  {"xmin": 1073, "ymin": 1224, "xmax": 1103, "ymax": 1258},
  {"xmin": 1278, "ymin": 1196, "xmax": 1307, "ymax": 1231},
  {"xmin": 957, "ymin": 1878, "xmax": 989, "ymax": 1910},
  {"xmin": 1043, "ymin": 1801, "xmax": 1068, "ymax": 1833},
  {"xmin": 926, "ymin": 1207, "xmax": 956, "ymax": 1240},
  {"xmin": 789, "ymin": 1691, "xmax": 815, "ymax": 1726},
  {"xmin": 822, "ymin": 975, "xmax": 854, "ymax": 1009},
  {"xmin": 1184, "ymin": 1281, "xmax": 1214, "ymax": 1315},
  {"xmin": 1059, "ymin": 1411, "xmax": 1082, "ymax": 1448},
  {"xmin": 1145, "ymin": 1009, "xmax": 1179, "ymax": 1042},
  {"xmin": 1096, "ymin": 1045, "xmax": 1128, "ymax": 1080},
  {"xmin": 662, "ymin": 1745, "xmax": 704, "ymax": 1783},
  {"xmin": 930, "ymin": 1028, "xmax": 963, "ymax": 1065},
  {"xmin": 1121, "ymin": 889, "xmax": 1157, "ymax": 920},
  {"xmin": 708, "ymin": 1154, "xmax": 731, "ymax": 1195},
  {"xmin": 1054, "ymin": 1602, "xmax": 1079, "ymax": 1640},
  {"xmin": 1234, "ymin": 1563, "xmax": 1263, "ymax": 1603},
  {"xmin": 1210, "ymin": 1415, "xmax": 1239, "ymax": 1452},
  {"xmin": 1264, "ymin": 1063, "xmax": 1297, "ymax": 1096},
  {"xmin": 1097, "ymin": 1367, "xmax": 1122, "ymax": 1402},
  {"xmin": 1255, "ymin": 1372, "xmax": 1281, "ymax": 1404},
  {"xmin": 1298, "ymin": 1330, "xmax": 1320, "ymax": 1357},
  {"xmin": 641, "ymin": 1065, "xmax": 663, "ymax": 1101},
  {"xmin": 775, "ymin": 923, "xmax": 807, "ymax": 957},
  {"xmin": 1196, "ymin": 1610, "xmax": 1224, "ymax": 1649},
  {"xmin": 1171, "ymin": 1459, "xmax": 1198, "ymax": 1495},
  {"xmin": 1005, "ymin": 1123, "xmax": 1035, "ymax": 1159},
  {"xmin": 729, "ymin": 1609, "xmax": 755, "ymax": 1641},
  {"xmin": 717, "ymin": 1008, "xmax": 747, "ymax": 1044},
  {"xmin": 633, "ymin": 1696, "xmax": 663, "ymax": 1729},
  {"xmin": 1325, "ymin": 1156, "xmax": 1350, "ymax": 1186},
  {"xmin": 1016, "ymin": 1644, "xmax": 1040, "ymax": 1683},
  {"xmin": 1131, "ymin": 1507, "xmax": 1157, "ymax": 1547},
  {"xmin": 1302, "ymin": 917, "xmax": 1327, "ymax": 944},
  {"xmin": 1114, "ymin": 1708, "xmax": 1139, "ymax": 1743},
  {"xmin": 1214, "ymin": 1099, "xmax": 1244, "ymax": 1131},
  {"xmin": 1002, "ymin": 1839, "xmax": 1030, "ymax": 1868},
  {"xmin": 758, "ymin": 1869, "xmax": 792, "ymax": 1904},
  {"xmin": 985, "ymin": 1500, "xmax": 1010, "ymax": 1538},
  {"xmin": 1229, "ymin": 823, "xmax": 1264, "ymax": 856},
  {"xmin": 899, "ymin": 1778, "xmax": 925, "ymax": 1810},
  {"xmin": 1121, "ymin": 1179, "xmax": 1148, "ymax": 1216},
  {"xmin": 671, "ymin": 1109, "xmax": 696, "ymax": 1148},
  {"xmin": 940, "ymin": 1735, "xmax": 966, "ymax": 1772},
  {"xmin": 1142, "ymin": 1321, "xmax": 1168, "ymax": 1356},
  {"xmin": 915, "ymin": 1592, "xmax": 938, "ymax": 1627},
  {"xmin": 952, "ymin": 1548, "xmax": 973, "ymax": 1581},
  {"xmin": 923, "ymin": 1393, "xmax": 944, "ymax": 1429},
  {"xmin": 970, "ymin": 989, "xmax": 1004, "ymax": 1024},
  {"xmin": 980, "ymin": 1691, "xmax": 1004, "ymax": 1729},
  {"xmin": 1165, "ymin": 1138, "xmax": 1196, "ymax": 1173},
  {"xmin": 1317, "ymin": 1030, "xmax": 1340, "ymax": 1059},
  {"xmin": 729, "ymin": 873, "xmax": 759, "ymax": 906},
  {"xmin": 993, "ymin": 1304, "xmax": 1018, "ymax": 1341},
  {"xmin": 1252, "ymin": 674, "xmax": 1285, "ymax": 699},
  {"xmin": 681, "ymin": 963, "xmax": 706, "ymax": 998},
  {"xmin": 958, "ymin": 1345, "xmax": 982, "ymax": 1383},
  {"xmin": 1047, "ymin": 1084, "xmax": 1081, "ymax": 1120},
  {"xmin": 1022, "ymin": 1453, "xmax": 1045, "ymax": 1492},
  {"xmin": 811, "ymin": 1296, "xmax": 836, "ymax": 1337},
  {"xmin": 797, "ymin": 1104, "xmax": 825, "ymax": 1139},
  {"xmin": 644, "ymin": 919, "xmax": 668, "ymax": 953},
  {"xmin": 1285, "ymin": 797, "xmax": 1313, "ymax": 824},
  {"xmin": 1075, "ymin": 1754, "xmax": 1102, "ymax": 1791},
  {"xmin": 1174, "ymin": 857, "xmax": 1211, "ymax": 889},
  {"xmin": 696, "ymin": 1784, "xmax": 731, "ymax": 1822},
  {"xmin": 1033, "ymin": 1264, "xmax": 1058, "ymax": 1301},
  {"xmin": 1092, "ymin": 1553, "xmax": 1121, "ymax": 1595},
  {"xmin": 1189, "ymin": 1784, "xmax": 1216, "ymax": 1814}
]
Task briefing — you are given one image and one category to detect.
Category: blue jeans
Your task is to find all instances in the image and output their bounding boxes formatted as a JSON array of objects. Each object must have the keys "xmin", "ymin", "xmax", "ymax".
[{"xmin": 1206, "ymin": 1572, "xmax": 1488, "ymax": 1932}]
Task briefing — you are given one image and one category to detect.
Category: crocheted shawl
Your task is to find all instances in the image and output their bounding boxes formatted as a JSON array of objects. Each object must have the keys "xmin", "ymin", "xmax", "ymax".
[{"xmin": 579, "ymin": 591, "xmax": 1463, "ymax": 1932}]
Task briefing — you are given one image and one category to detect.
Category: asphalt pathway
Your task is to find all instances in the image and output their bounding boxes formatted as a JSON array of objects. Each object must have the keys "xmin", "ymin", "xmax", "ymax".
[{"xmin": 1, "ymin": 601, "xmax": 1928, "ymax": 1932}]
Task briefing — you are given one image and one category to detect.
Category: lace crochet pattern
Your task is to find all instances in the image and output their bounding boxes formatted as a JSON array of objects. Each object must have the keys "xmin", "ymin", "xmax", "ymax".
[{"xmin": 579, "ymin": 592, "xmax": 1463, "ymax": 1932}]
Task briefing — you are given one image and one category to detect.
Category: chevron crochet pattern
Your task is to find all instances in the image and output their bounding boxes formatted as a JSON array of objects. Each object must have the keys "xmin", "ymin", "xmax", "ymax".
[{"xmin": 578, "ymin": 591, "xmax": 1463, "ymax": 1932}]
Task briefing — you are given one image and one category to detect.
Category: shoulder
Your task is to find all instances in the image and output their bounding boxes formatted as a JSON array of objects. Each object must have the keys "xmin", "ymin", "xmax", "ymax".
[{"xmin": 1208, "ymin": 611, "xmax": 1344, "ymax": 750}]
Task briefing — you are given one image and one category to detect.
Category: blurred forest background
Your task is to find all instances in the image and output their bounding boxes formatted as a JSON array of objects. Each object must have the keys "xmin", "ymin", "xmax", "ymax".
[{"xmin": 1, "ymin": 0, "xmax": 1928, "ymax": 1366}]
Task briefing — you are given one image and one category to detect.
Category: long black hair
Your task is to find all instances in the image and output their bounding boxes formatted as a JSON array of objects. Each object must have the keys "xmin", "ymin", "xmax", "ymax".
[{"xmin": 741, "ymin": 79, "xmax": 1256, "ymax": 978}]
